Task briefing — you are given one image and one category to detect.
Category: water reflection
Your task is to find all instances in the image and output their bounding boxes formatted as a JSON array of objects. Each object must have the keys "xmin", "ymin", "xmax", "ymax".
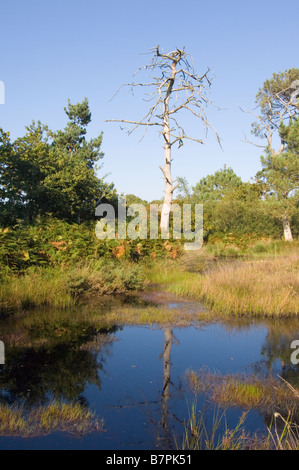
[
  {"xmin": 260, "ymin": 320, "xmax": 299, "ymax": 386},
  {"xmin": 159, "ymin": 328, "xmax": 176, "ymax": 447},
  {"xmin": 0, "ymin": 323, "xmax": 117, "ymax": 407},
  {"xmin": 1, "ymin": 344, "xmax": 99, "ymax": 405},
  {"xmin": 0, "ymin": 295, "xmax": 299, "ymax": 449}
]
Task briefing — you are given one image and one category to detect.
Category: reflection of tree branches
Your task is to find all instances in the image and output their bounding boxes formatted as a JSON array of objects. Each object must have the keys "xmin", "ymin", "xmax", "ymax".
[
  {"xmin": 0, "ymin": 338, "xmax": 112, "ymax": 406},
  {"xmin": 157, "ymin": 328, "xmax": 181, "ymax": 449},
  {"xmin": 250, "ymin": 320, "xmax": 299, "ymax": 387}
]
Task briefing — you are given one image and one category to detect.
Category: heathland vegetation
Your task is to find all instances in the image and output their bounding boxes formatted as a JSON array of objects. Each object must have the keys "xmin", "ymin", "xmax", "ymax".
[
  {"xmin": 0, "ymin": 68, "xmax": 298, "ymax": 318},
  {"xmin": 0, "ymin": 66, "xmax": 298, "ymax": 450}
]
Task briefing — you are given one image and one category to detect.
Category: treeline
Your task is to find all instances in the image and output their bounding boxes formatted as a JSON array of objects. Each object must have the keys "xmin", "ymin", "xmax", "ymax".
[
  {"xmin": 0, "ymin": 98, "xmax": 116, "ymax": 226},
  {"xmin": 0, "ymin": 68, "xmax": 298, "ymax": 275},
  {"xmin": 176, "ymin": 68, "xmax": 299, "ymax": 243},
  {"xmin": 175, "ymin": 165, "xmax": 299, "ymax": 242}
]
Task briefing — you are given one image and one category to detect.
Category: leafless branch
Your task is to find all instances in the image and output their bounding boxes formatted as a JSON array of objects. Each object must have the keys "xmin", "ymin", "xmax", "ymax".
[
  {"xmin": 105, "ymin": 119, "xmax": 163, "ymax": 127},
  {"xmin": 106, "ymin": 46, "xmax": 220, "ymax": 231},
  {"xmin": 241, "ymin": 136, "xmax": 267, "ymax": 149},
  {"xmin": 159, "ymin": 165, "xmax": 172, "ymax": 185},
  {"xmin": 240, "ymin": 106, "xmax": 288, "ymax": 155},
  {"xmin": 171, "ymin": 181, "xmax": 180, "ymax": 193}
]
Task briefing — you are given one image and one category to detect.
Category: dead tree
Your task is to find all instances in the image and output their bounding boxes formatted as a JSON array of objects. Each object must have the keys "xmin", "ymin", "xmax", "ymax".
[{"xmin": 106, "ymin": 46, "xmax": 220, "ymax": 233}]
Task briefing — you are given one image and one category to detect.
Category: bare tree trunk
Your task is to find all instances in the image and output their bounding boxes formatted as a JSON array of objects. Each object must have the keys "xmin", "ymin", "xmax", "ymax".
[
  {"xmin": 160, "ymin": 119, "xmax": 173, "ymax": 233},
  {"xmin": 107, "ymin": 46, "xmax": 219, "ymax": 236},
  {"xmin": 283, "ymin": 216, "xmax": 293, "ymax": 241},
  {"xmin": 161, "ymin": 328, "xmax": 173, "ymax": 432},
  {"xmin": 160, "ymin": 60, "xmax": 176, "ymax": 233}
]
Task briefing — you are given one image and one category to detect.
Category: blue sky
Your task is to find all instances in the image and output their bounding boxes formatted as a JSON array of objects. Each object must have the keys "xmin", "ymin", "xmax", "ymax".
[{"xmin": 0, "ymin": 0, "xmax": 298, "ymax": 201}]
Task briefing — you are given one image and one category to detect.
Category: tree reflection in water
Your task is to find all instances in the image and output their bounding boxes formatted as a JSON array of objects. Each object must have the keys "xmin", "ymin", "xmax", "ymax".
[
  {"xmin": 0, "ymin": 328, "xmax": 117, "ymax": 407},
  {"xmin": 1, "ymin": 299, "xmax": 299, "ymax": 447},
  {"xmin": 156, "ymin": 327, "xmax": 181, "ymax": 449}
]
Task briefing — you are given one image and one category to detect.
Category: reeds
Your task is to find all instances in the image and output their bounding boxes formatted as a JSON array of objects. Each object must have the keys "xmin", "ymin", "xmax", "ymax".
[
  {"xmin": 267, "ymin": 412, "xmax": 299, "ymax": 450},
  {"xmin": 178, "ymin": 403, "xmax": 259, "ymax": 450},
  {"xmin": 180, "ymin": 369, "xmax": 299, "ymax": 450}
]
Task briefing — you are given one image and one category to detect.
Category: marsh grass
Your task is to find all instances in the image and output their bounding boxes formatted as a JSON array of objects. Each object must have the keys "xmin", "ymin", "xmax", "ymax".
[
  {"xmin": 0, "ymin": 404, "xmax": 27, "ymax": 436},
  {"xmin": 0, "ymin": 261, "xmax": 146, "ymax": 315},
  {"xmin": 179, "ymin": 371, "xmax": 299, "ymax": 450},
  {"xmin": 177, "ymin": 402, "xmax": 264, "ymax": 450},
  {"xmin": 148, "ymin": 250, "xmax": 299, "ymax": 317},
  {"xmin": 0, "ymin": 401, "xmax": 103, "ymax": 437},
  {"xmin": 267, "ymin": 412, "xmax": 299, "ymax": 450},
  {"xmin": 186, "ymin": 370, "xmax": 299, "ymax": 414},
  {"xmin": 0, "ymin": 269, "xmax": 75, "ymax": 313}
]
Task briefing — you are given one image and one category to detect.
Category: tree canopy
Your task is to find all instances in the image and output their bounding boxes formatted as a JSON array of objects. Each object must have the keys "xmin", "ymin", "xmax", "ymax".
[
  {"xmin": 0, "ymin": 99, "xmax": 115, "ymax": 225},
  {"xmin": 249, "ymin": 68, "xmax": 299, "ymax": 241},
  {"xmin": 192, "ymin": 166, "xmax": 242, "ymax": 203}
]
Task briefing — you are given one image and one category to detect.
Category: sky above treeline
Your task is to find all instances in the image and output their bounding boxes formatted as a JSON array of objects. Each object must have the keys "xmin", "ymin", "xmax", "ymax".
[{"xmin": 0, "ymin": 0, "xmax": 298, "ymax": 201}]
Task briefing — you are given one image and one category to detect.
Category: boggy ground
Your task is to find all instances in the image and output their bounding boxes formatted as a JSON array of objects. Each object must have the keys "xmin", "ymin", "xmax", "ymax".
[{"xmin": 147, "ymin": 246, "xmax": 299, "ymax": 318}]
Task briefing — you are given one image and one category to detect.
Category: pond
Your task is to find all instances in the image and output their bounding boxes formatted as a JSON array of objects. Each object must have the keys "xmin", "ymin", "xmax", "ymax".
[{"xmin": 0, "ymin": 291, "xmax": 298, "ymax": 450}]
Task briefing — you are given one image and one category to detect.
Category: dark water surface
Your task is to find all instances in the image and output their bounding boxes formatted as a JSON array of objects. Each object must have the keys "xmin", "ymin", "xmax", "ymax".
[{"xmin": 0, "ymin": 292, "xmax": 298, "ymax": 450}]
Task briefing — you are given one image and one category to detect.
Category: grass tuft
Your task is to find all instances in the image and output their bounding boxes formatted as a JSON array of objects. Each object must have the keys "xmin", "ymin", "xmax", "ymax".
[
  {"xmin": 186, "ymin": 369, "xmax": 299, "ymax": 413},
  {"xmin": 0, "ymin": 401, "xmax": 103, "ymax": 437}
]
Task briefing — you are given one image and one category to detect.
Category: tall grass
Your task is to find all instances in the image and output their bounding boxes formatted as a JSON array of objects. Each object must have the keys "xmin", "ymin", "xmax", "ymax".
[
  {"xmin": 267, "ymin": 412, "xmax": 299, "ymax": 450},
  {"xmin": 177, "ymin": 402, "xmax": 299, "ymax": 450},
  {"xmin": 204, "ymin": 239, "xmax": 298, "ymax": 259},
  {"xmin": 0, "ymin": 268, "xmax": 74, "ymax": 312},
  {"xmin": 148, "ymin": 251, "xmax": 299, "ymax": 317},
  {"xmin": 179, "ymin": 372, "xmax": 299, "ymax": 450},
  {"xmin": 0, "ymin": 261, "xmax": 146, "ymax": 314},
  {"xmin": 178, "ymin": 406, "xmax": 253, "ymax": 450}
]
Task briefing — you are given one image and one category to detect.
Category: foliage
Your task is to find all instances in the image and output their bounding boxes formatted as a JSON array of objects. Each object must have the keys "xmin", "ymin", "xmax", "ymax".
[
  {"xmin": 181, "ymin": 167, "xmax": 288, "ymax": 241},
  {"xmin": 0, "ymin": 99, "xmax": 116, "ymax": 225},
  {"xmin": 251, "ymin": 68, "xmax": 299, "ymax": 239},
  {"xmin": 209, "ymin": 184, "xmax": 283, "ymax": 238},
  {"xmin": 255, "ymin": 117, "xmax": 299, "ymax": 226},
  {"xmin": 192, "ymin": 166, "xmax": 242, "ymax": 202},
  {"xmin": 252, "ymin": 68, "xmax": 299, "ymax": 138}
]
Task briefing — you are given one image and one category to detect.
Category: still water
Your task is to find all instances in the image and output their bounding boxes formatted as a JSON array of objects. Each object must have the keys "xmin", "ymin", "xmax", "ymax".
[{"xmin": 0, "ymin": 293, "xmax": 298, "ymax": 450}]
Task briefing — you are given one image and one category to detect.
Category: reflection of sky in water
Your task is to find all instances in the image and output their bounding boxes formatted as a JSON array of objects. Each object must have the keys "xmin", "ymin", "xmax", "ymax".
[
  {"xmin": 82, "ymin": 323, "xmax": 292, "ymax": 450},
  {"xmin": 0, "ymin": 317, "xmax": 298, "ymax": 450}
]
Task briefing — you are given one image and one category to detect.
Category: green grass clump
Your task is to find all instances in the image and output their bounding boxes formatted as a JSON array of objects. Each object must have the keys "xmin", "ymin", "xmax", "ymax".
[
  {"xmin": 185, "ymin": 370, "xmax": 299, "ymax": 412},
  {"xmin": 0, "ymin": 401, "xmax": 103, "ymax": 437},
  {"xmin": 36, "ymin": 401, "xmax": 103, "ymax": 435},
  {"xmin": 0, "ymin": 405, "xmax": 27, "ymax": 435}
]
